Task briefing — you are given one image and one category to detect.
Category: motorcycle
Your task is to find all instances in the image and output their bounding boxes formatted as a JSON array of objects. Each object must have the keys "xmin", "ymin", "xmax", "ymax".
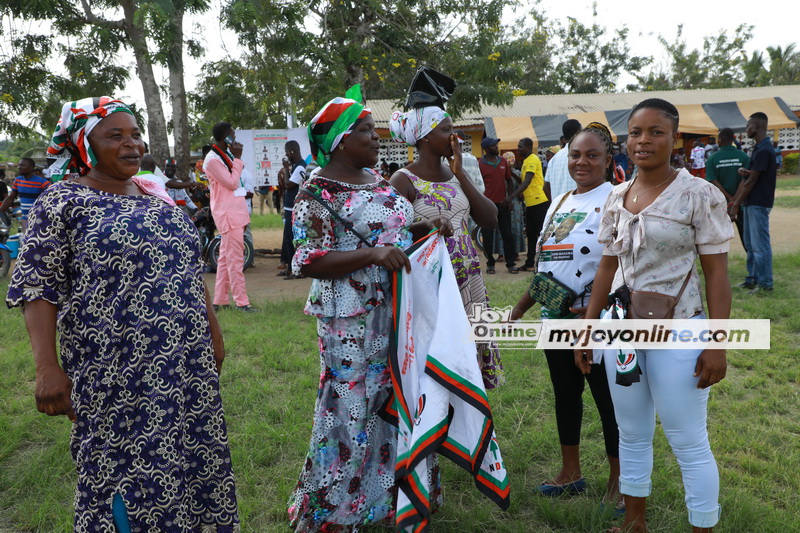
[{"xmin": 192, "ymin": 206, "xmax": 254, "ymax": 273}]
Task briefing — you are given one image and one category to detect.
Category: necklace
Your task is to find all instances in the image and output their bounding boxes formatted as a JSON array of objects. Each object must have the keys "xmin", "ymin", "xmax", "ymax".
[{"xmin": 632, "ymin": 169, "xmax": 679, "ymax": 203}]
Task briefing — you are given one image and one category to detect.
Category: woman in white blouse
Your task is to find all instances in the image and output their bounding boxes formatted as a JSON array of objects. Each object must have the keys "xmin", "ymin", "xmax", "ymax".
[
  {"xmin": 576, "ymin": 99, "xmax": 733, "ymax": 533},
  {"xmin": 511, "ymin": 123, "xmax": 620, "ymax": 508}
]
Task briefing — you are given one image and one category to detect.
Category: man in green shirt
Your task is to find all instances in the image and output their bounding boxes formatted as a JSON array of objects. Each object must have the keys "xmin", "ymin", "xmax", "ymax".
[{"xmin": 706, "ymin": 127, "xmax": 749, "ymax": 250}]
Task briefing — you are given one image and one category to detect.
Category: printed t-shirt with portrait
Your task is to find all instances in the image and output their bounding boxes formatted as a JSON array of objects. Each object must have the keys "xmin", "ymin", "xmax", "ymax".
[
  {"xmin": 520, "ymin": 153, "xmax": 547, "ymax": 207},
  {"xmin": 536, "ymin": 181, "xmax": 613, "ymax": 318}
]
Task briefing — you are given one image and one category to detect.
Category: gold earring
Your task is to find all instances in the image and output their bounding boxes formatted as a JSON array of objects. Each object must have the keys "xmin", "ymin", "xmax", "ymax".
[{"xmin": 338, "ymin": 144, "xmax": 345, "ymax": 151}]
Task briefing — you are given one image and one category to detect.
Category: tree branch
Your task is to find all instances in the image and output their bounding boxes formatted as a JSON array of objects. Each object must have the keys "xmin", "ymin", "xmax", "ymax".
[{"xmin": 79, "ymin": 0, "xmax": 125, "ymax": 29}]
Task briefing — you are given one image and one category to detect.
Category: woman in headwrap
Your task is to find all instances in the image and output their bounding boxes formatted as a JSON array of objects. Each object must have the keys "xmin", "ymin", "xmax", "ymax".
[
  {"xmin": 388, "ymin": 107, "xmax": 505, "ymax": 389},
  {"xmin": 511, "ymin": 123, "xmax": 621, "ymax": 508},
  {"xmin": 288, "ymin": 87, "xmax": 451, "ymax": 532},
  {"xmin": 7, "ymin": 97, "xmax": 239, "ymax": 531}
]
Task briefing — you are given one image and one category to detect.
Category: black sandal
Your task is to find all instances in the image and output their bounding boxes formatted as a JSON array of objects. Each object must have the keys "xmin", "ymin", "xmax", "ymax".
[
  {"xmin": 507, "ymin": 267, "xmax": 519, "ymax": 274},
  {"xmin": 487, "ymin": 266, "xmax": 496, "ymax": 274}
]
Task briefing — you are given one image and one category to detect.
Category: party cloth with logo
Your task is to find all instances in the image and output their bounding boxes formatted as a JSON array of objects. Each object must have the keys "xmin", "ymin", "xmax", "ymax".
[{"xmin": 388, "ymin": 233, "xmax": 510, "ymax": 532}]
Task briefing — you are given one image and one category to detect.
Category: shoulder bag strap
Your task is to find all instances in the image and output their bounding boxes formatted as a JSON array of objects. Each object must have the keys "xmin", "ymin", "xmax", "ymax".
[
  {"xmin": 533, "ymin": 191, "xmax": 573, "ymax": 272},
  {"xmin": 299, "ymin": 188, "xmax": 375, "ymax": 248}
]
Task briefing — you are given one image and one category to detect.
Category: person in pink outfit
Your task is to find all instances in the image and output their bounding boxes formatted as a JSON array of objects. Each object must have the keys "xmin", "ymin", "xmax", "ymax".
[{"xmin": 203, "ymin": 121, "xmax": 255, "ymax": 312}]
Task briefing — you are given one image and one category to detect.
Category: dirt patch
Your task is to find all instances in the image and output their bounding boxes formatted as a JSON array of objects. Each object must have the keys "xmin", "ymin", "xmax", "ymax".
[
  {"xmin": 204, "ymin": 228, "xmax": 313, "ymax": 305},
  {"xmin": 211, "ymin": 205, "xmax": 800, "ymax": 306}
]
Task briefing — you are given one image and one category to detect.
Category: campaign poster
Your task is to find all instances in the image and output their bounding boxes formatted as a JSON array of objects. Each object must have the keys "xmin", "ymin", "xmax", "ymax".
[{"xmin": 238, "ymin": 128, "xmax": 312, "ymax": 187}]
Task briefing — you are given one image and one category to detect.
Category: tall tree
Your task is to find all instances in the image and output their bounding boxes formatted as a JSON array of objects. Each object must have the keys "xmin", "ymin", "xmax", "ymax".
[
  {"xmin": 221, "ymin": 0, "xmax": 517, "ymax": 124},
  {"xmin": 766, "ymin": 44, "xmax": 800, "ymax": 85},
  {"xmin": 0, "ymin": 1, "xmax": 206, "ymax": 176},
  {"xmin": 552, "ymin": 10, "xmax": 651, "ymax": 93},
  {"xmin": 0, "ymin": 8, "xmax": 129, "ymax": 139},
  {"xmin": 140, "ymin": 0, "xmax": 209, "ymax": 177},
  {"xmin": 632, "ymin": 24, "xmax": 756, "ymax": 91}
]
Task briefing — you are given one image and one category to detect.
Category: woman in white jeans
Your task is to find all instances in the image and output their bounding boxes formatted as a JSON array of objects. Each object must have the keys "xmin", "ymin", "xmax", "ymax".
[{"xmin": 576, "ymin": 98, "xmax": 733, "ymax": 533}]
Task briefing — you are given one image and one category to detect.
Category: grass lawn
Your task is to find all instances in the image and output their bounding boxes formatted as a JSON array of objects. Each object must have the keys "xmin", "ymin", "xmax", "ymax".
[
  {"xmin": 1, "ymin": 253, "xmax": 799, "ymax": 532},
  {"xmin": 249, "ymin": 213, "xmax": 286, "ymax": 230}
]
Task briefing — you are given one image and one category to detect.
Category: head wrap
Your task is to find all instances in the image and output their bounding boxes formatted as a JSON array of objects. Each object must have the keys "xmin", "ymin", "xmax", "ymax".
[
  {"xmin": 47, "ymin": 96, "xmax": 135, "ymax": 181},
  {"xmin": 389, "ymin": 107, "xmax": 449, "ymax": 147},
  {"xmin": 164, "ymin": 158, "xmax": 177, "ymax": 166},
  {"xmin": 307, "ymin": 85, "xmax": 371, "ymax": 168},
  {"xmin": 546, "ymin": 145, "xmax": 561, "ymax": 154}
]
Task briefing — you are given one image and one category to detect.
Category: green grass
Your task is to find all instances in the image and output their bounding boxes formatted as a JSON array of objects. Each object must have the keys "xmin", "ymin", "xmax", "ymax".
[
  {"xmin": 774, "ymin": 195, "xmax": 800, "ymax": 209},
  {"xmin": 249, "ymin": 213, "xmax": 285, "ymax": 230},
  {"xmin": 776, "ymin": 176, "xmax": 800, "ymax": 190},
  {"xmin": 1, "ymin": 253, "xmax": 799, "ymax": 531}
]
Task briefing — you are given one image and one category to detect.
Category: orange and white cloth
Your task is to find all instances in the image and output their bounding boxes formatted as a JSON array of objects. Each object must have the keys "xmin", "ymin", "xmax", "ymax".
[{"xmin": 389, "ymin": 233, "xmax": 510, "ymax": 532}]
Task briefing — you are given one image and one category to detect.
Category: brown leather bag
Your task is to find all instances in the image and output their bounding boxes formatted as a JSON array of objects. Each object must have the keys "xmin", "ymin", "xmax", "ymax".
[{"xmin": 626, "ymin": 270, "xmax": 693, "ymax": 320}]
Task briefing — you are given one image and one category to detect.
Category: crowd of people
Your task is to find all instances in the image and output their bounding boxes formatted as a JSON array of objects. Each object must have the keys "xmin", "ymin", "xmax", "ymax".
[{"xmin": 0, "ymin": 73, "xmax": 784, "ymax": 532}]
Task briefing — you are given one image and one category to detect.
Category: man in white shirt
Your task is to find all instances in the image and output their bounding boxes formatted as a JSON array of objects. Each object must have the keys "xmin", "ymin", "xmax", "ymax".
[
  {"xmin": 544, "ymin": 119, "xmax": 582, "ymax": 200},
  {"xmin": 278, "ymin": 140, "xmax": 307, "ymax": 278},
  {"xmin": 454, "ymin": 129, "xmax": 485, "ymax": 194}
]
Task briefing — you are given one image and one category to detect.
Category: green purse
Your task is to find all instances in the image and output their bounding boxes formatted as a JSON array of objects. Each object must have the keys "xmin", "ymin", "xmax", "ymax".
[
  {"xmin": 526, "ymin": 191, "xmax": 577, "ymax": 318},
  {"xmin": 528, "ymin": 271, "xmax": 578, "ymax": 318}
]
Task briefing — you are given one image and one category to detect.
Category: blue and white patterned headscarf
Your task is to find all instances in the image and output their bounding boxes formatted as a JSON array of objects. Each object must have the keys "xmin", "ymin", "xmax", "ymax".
[{"xmin": 389, "ymin": 107, "xmax": 449, "ymax": 147}]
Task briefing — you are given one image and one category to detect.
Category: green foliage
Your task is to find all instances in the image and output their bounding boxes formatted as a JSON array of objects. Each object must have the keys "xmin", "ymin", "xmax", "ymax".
[
  {"xmin": 766, "ymin": 44, "xmax": 800, "ymax": 85},
  {"xmin": 782, "ymin": 153, "xmax": 799, "ymax": 174},
  {"xmin": 633, "ymin": 23, "xmax": 800, "ymax": 91},
  {"xmin": 551, "ymin": 9, "xmax": 651, "ymax": 94}
]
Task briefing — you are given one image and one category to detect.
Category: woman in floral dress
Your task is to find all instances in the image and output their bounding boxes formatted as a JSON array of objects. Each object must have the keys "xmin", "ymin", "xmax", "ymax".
[
  {"xmin": 288, "ymin": 89, "xmax": 451, "ymax": 532},
  {"xmin": 389, "ymin": 107, "xmax": 505, "ymax": 388},
  {"xmin": 6, "ymin": 97, "xmax": 238, "ymax": 531}
]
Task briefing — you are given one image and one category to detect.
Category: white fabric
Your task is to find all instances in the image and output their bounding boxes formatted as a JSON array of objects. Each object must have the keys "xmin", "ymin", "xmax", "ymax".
[
  {"xmin": 393, "ymin": 234, "xmax": 509, "ymax": 530},
  {"xmin": 241, "ymin": 167, "xmax": 255, "ymax": 213},
  {"xmin": 544, "ymin": 144, "xmax": 574, "ymax": 199},
  {"xmin": 691, "ymin": 146, "xmax": 706, "ymax": 169},
  {"xmin": 134, "ymin": 170, "xmax": 167, "ymax": 190},
  {"xmin": 389, "ymin": 107, "xmax": 449, "ymax": 146},
  {"xmin": 598, "ymin": 169, "xmax": 733, "ymax": 320},
  {"xmin": 460, "ymin": 152, "xmax": 485, "ymax": 194},
  {"xmin": 289, "ymin": 164, "xmax": 306, "ymax": 185},
  {"xmin": 166, "ymin": 187, "xmax": 197, "ymax": 210}
]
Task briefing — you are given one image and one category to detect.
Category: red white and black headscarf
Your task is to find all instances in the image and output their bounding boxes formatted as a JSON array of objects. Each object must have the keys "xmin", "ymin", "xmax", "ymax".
[{"xmin": 47, "ymin": 96, "xmax": 135, "ymax": 182}]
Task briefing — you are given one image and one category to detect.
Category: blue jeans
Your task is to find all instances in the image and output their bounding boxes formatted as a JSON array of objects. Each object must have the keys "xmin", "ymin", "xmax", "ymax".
[{"xmin": 743, "ymin": 205, "xmax": 773, "ymax": 288}]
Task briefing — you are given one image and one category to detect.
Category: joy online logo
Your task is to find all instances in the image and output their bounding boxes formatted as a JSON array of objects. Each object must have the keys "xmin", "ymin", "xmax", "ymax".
[{"xmin": 468, "ymin": 304, "xmax": 514, "ymax": 324}]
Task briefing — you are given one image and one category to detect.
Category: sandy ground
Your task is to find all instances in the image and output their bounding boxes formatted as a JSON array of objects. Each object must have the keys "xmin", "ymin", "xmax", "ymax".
[{"xmin": 211, "ymin": 186, "xmax": 799, "ymax": 305}]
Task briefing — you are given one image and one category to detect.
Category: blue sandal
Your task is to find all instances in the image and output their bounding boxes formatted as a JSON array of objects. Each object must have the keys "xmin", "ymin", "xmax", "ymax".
[{"xmin": 534, "ymin": 477, "xmax": 586, "ymax": 496}]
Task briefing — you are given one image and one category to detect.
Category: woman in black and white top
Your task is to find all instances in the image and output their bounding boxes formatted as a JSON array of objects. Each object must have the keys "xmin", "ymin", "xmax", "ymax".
[{"xmin": 512, "ymin": 123, "xmax": 620, "ymax": 508}]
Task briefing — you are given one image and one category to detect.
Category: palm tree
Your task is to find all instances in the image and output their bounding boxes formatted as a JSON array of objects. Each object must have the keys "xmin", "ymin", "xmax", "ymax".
[
  {"xmin": 742, "ymin": 50, "xmax": 769, "ymax": 87},
  {"xmin": 766, "ymin": 44, "xmax": 800, "ymax": 85}
]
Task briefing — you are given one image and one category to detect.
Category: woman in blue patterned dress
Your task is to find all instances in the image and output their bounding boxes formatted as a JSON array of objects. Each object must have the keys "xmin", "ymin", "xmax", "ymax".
[
  {"xmin": 6, "ymin": 97, "xmax": 238, "ymax": 532},
  {"xmin": 287, "ymin": 90, "xmax": 451, "ymax": 532}
]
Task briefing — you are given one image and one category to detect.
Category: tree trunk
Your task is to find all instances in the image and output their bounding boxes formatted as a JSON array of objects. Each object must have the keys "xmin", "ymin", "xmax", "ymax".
[
  {"xmin": 167, "ymin": 3, "xmax": 191, "ymax": 180},
  {"xmin": 119, "ymin": 0, "xmax": 170, "ymax": 166}
]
